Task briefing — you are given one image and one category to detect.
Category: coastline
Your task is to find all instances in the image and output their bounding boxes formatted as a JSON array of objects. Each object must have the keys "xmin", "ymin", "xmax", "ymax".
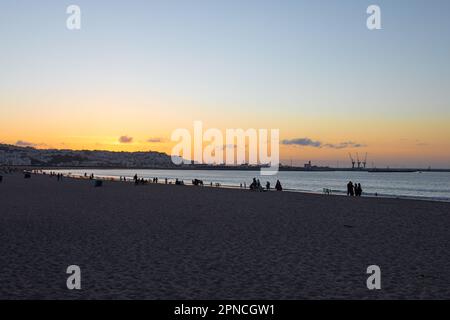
[
  {"xmin": 36, "ymin": 169, "xmax": 450, "ymax": 203},
  {"xmin": 5, "ymin": 164, "xmax": 450, "ymax": 172}
]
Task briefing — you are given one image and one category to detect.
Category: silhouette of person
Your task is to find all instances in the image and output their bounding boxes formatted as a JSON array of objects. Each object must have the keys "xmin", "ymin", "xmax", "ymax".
[
  {"xmin": 275, "ymin": 180, "xmax": 282, "ymax": 191},
  {"xmin": 250, "ymin": 178, "xmax": 257, "ymax": 190},
  {"xmin": 347, "ymin": 181, "xmax": 354, "ymax": 196},
  {"xmin": 357, "ymin": 183, "xmax": 363, "ymax": 196}
]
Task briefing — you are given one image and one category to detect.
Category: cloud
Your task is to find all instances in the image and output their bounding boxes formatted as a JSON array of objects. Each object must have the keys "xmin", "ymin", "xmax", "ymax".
[
  {"xmin": 282, "ymin": 138, "xmax": 366, "ymax": 149},
  {"xmin": 15, "ymin": 140, "xmax": 39, "ymax": 147},
  {"xmin": 119, "ymin": 136, "xmax": 133, "ymax": 143},
  {"xmin": 281, "ymin": 138, "xmax": 322, "ymax": 147},
  {"xmin": 323, "ymin": 141, "xmax": 367, "ymax": 149},
  {"xmin": 146, "ymin": 137, "xmax": 164, "ymax": 143}
]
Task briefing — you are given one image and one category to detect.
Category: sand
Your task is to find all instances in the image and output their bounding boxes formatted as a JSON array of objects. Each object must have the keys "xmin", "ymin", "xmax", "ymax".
[{"xmin": 0, "ymin": 172, "xmax": 449, "ymax": 299}]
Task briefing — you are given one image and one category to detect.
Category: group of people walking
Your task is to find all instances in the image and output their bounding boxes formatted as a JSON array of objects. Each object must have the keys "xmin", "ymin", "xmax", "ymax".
[
  {"xmin": 347, "ymin": 181, "xmax": 363, "ymax": 196},
  {"xmin": 131, "ymin": 175, "xmax": 180, "ymax": 185},
  {"xmin": 133, "ymin": 174, "xmax": 160, "ymax": 185}
]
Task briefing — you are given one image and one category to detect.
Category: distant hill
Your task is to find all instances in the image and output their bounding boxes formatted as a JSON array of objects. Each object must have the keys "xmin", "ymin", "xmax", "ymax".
[{"xmin": 0, "ymin": 144, "xmax": 175, "ymax": 168}]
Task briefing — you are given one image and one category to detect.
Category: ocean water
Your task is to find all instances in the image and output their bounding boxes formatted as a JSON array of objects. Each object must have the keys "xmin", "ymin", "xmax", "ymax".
[{"xmin": 47, "ymin": 169, "xmax": 450, "ymax": 202}]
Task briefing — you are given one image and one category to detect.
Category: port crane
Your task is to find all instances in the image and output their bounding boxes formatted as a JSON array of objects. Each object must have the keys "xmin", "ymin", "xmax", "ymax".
[
  {"xmin": 362, "ymin": 153, "xmax": 368, "ymax": 169},
  {"xmin": 348, "ymin": 152, "xmax": 368, "ymax": 170},
  {"xmin": 348, "ymin": 153, "xmax": 356, "ymax": 169}
]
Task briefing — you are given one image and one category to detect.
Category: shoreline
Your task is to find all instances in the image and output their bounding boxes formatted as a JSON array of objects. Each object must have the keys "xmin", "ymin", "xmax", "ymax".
[
  {"xmin": 36, "ymin": 169, "xmax": 450, "ymax": 204},
  {"xmin": 4, "ymin": 164, "xmax": 450, "ymax": 172}
]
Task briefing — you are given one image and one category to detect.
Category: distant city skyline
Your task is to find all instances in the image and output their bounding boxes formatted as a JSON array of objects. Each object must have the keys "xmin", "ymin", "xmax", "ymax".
[{"xmin": 1, "ymin": 0, "xmax": 450, "ymax": 168}]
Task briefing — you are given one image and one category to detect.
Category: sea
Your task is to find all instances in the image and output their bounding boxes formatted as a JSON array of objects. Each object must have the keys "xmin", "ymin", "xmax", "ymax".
[{"xmin": 47, "ymin": 169, "xmax": 450, "ymax": 202}]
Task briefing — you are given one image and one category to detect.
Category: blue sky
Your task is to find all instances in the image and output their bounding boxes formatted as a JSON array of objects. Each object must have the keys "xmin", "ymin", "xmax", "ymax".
[{"xmin": 1, "ymin": 0, "xmax": 449, "ymax": 115}]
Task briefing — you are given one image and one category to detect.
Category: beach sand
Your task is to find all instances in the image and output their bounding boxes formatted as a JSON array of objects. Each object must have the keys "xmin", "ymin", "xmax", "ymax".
[{"xmin": 0, "ymin": 172, "xmax": 449, "ymax": 299}]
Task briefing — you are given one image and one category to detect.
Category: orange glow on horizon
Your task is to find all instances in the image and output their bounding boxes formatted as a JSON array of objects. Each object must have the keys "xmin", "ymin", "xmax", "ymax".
[{"xmin": 2, "ymin": 114, "xmax": 449, "ymax": 168}]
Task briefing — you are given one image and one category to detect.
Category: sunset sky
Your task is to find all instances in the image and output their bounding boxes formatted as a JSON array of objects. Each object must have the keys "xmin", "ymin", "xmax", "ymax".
[{"xmin": 1, "ymin": 0, "xmax": 449, "ymax": 168}]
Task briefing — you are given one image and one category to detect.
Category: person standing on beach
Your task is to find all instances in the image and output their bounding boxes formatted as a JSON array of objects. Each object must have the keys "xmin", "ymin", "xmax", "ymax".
[
  {"xmin": 275, "ymin": 180, "xmax": 282, "ymax": 191},
  {"xmin": 347, "ymin": 181, "xmax": 354, "ymax": 196},
  {"xmin": 266, "ymin": 181, "xmax": 270, "ymax": 191},
  {"xmin": 357, "ymin": 183, "xmax": 363, "ymax": 196}
]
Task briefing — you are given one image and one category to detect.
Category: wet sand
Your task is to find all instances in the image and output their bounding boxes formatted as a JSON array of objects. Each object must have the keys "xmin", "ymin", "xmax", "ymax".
[{"xmin": 0, "ymin": 172, "xmax": 450, "ymax": 299}]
